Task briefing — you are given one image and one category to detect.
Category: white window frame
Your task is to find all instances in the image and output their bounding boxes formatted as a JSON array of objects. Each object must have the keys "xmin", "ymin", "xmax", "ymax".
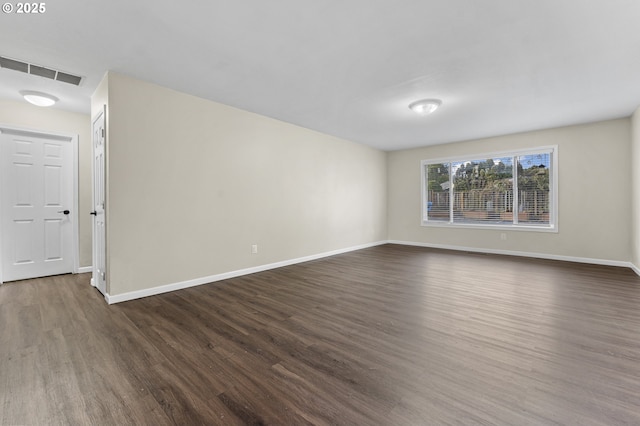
[{"xmin": 421, "ymin": 146, "xmax": 558, "ymax": 232}]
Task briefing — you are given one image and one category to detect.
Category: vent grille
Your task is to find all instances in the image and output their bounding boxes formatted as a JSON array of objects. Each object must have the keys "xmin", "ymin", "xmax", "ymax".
[
  {"xmin": 0, "ymin": 56, "xmax": 83, "ymax": 86},
  {"xmin": 56, "ymin": 72, "xmax": 82, "ymax": 86},
  {"xmin": 29, "ymin": 64, "xmax": 56, "ymax": 79},
  {"xmin": 0, "ymin": 56, "xmax": 28, "ymax": 73}
]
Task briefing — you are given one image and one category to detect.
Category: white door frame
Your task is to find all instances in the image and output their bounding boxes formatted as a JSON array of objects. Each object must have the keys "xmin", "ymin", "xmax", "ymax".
[{"xmin": 0, "ymin": 124, "xmax": 80, "ymax": 284}]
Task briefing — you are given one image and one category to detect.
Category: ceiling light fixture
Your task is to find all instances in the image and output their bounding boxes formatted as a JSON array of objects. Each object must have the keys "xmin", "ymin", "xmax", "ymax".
[
  {"xmin": 409, "ymin": 98, "xmax": 442, "ymax": 115},
  {"xmin": 20, "ymin": 90, "xmax": 58, "ymax": 107}
]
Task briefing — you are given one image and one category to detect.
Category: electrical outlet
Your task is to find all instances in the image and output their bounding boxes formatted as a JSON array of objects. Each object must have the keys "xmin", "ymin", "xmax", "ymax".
[
  {"xmin": 251, "ymin": 244, "xmax": 258, "ymax": 254},
  {"xmin": 500, "ymin": 233, "xmax": 507, "ymax": 241}
]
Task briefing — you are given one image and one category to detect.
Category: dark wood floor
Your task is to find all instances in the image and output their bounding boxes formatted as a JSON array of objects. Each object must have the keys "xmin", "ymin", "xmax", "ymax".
[{"xmin": 2, "ymin": 244, "xmax": 640, "ymax": 425}]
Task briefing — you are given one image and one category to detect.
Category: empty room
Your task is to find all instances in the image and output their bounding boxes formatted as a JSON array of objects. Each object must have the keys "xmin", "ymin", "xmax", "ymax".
[{"xmin": 1, "ymin": 1, "xmax": 640, "ymax": 424}]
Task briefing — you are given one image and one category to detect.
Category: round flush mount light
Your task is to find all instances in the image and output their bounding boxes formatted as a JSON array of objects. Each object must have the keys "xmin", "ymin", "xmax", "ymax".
[
  {"xmin": 409, "ymin": 98, "xmax": 442, "ymax": 115},
  {"xmin": 20, "ymin": 90, "xmax": 59, "ymax": 107}
]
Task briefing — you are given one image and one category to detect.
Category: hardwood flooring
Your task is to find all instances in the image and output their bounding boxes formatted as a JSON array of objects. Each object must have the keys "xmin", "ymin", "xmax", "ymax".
[{"xmin": 2, "ymin": 244, "xmax": 640, "ymax": 425}]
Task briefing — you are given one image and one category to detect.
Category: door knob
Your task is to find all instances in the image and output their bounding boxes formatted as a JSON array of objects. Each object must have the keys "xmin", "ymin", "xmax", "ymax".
[
  {"xmin": 58, "ymin": 210, "xmax": 70, "ymax": 215},
  {"xmin": 90, "ymin": 211, "xmax": 97, "ymax": 216}
]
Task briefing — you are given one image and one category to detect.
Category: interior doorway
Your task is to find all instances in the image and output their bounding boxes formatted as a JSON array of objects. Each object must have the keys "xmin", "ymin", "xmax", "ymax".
[{"xmin": 0, "ymin": 125, "xmax": 79, "ymax": 283}]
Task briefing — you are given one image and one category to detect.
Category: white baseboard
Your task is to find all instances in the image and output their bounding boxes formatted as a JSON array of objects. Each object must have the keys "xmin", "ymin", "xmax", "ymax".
[
  {"xmin": 389, "ymin": 240, "xmax": 635, "ymax": 270},
  {"xmin": 77, "ymin": 266, "xmax": 92, "ymax": 274},
  {"xmin": 103, "ymin": 240, "xmax": 640, "ymax": 305},
  {"xmin": 106, "ymin": 241, "xmax": 387, "ymax": 304}
]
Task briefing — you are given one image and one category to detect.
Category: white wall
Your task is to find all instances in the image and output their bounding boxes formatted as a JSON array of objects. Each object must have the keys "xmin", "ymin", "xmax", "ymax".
[
  {"xmin": 0, "ymin": 99, "xmax": 92, "ymax": 268},
  {"xmin": 95, "ymin": 72, "xmax": 387, "ymax": 297},
  {"xmin": 388, "ymin": 119, "xmax": 632, "ymax": 263},
  {"xmin": 631, "ymin": 107, "xmax": 640, "ymax": 270}
]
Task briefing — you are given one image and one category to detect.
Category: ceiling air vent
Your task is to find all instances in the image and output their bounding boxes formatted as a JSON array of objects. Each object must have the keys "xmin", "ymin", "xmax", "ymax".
[
  {"xmin": 29, "ymin": 64, "xmax": 56, "ymax": 79},
  {"xmin": 56, "ymin": 72, "xmax": 82, "ymax": 86},
  {"xmin": 0, "ymin": 56, "xmax": 28, "ymax": 73},
  {"xmin": 0, "ymin": 56, "xmax": 83, "ymax": 86}
]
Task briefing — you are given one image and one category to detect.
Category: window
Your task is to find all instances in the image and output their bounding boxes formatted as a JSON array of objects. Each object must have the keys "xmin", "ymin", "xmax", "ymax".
[{"xmin": 422, "ymin": 147, "xmax": 557, "ymax": 231}]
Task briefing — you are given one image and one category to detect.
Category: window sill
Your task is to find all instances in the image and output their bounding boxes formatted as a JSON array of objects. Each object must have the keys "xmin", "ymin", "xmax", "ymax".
[{"xmin": 421, "ymin": 220, "xmax": 558, "ymax": 233}]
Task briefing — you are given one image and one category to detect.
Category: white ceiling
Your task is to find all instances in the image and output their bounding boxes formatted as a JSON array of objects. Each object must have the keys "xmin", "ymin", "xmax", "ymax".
[{"xmin": 1, "ymin": 0, "xmax": 639, "ymax": 151}]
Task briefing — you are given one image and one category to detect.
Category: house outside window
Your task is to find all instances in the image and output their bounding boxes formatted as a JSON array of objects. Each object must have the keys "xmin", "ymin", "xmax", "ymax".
[{"xmin": 421, "ymin": 146, "xmax": 558, "ymax": 231}]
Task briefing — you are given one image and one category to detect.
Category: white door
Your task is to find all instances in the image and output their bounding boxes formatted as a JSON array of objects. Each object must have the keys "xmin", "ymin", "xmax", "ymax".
[
  {"xmin": 92, "ymin": 109, "xmax": 107, "ymax": 294},
  {"xmin": 0, "ymin": 130, "xmax": 74, "ymax": 282}
]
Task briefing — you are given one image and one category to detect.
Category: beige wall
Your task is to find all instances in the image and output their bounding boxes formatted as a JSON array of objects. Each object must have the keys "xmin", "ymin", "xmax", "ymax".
[
  {"xmin": 96, "ymin": 72, "xmax": 387, "ymax": 296},
  {"xmin": 631, "ymin": 107, "xmax": 640, "ymax": 269},
  {"xmin": 0, "ymin": 99, "xmax": 92, "ymax": 268},
  {"xmin": 388, "ymin": 119, "xmax": 632, "ymax": 262}
]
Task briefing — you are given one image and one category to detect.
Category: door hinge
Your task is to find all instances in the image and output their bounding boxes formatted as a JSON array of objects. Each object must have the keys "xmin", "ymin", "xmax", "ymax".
[{"xmin": 101, "ymin": 128, "xmax": 105, "ymax": 137}]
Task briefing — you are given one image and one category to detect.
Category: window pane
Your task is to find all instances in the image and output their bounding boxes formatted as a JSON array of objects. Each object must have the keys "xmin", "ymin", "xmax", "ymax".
[
  {"xmin": 426, "ymin": 163, "xmax": 450, "ymax": 221},
  {"xmin": 452, "ymin": 157, "xmax": 513, "ymax": 224},
  {"xmin": 517, "ymin": 153, "xmax": 550, "ymax": 224}
]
